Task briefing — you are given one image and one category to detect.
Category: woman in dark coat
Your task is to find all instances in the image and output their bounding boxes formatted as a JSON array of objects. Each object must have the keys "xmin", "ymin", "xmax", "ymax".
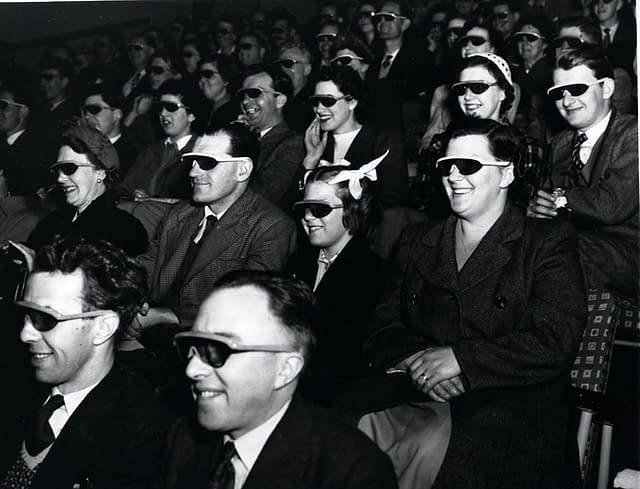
[
  {"xmin": 289, "ymin": 159, "xmax": 388, "ymax": 405},
  {"xmin": 359, "ymin": 119, "xmax": 586, "ymax": 489},
  {"xmin": 301, "ymin": 65, "xmax": 408, "ymax": 208},
  {"xmin": 27, "ymin": 123, "xmax": 148, "ymax": 257}
]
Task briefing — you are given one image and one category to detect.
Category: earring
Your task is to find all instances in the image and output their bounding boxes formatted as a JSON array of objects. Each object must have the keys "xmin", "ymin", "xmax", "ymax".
[{"xmin": 97, "ymin": 178, "xmax": 103, "ymax": 183}]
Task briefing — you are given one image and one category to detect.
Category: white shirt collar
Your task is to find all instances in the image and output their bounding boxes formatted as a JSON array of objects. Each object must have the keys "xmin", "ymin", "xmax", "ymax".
[
  {"xmin": 259, "ymin": 126, "xmax": 273, "ymax": 138},
  {"xmin": 6, "ymin": 129, "xmax": 26, "ymax": 146},
  {"xmin": 601, "ymin": 22, "xmax": 619, "ymax": 39},
  {"xmin": 165, "ymin": 134, "xmax": 192, "ymax": 151},
  {"xmin": 50, "ymin": 379, "xmax": 101, "ymax": 419},
  {"xmin": 225, "ymin": 400, "xmax": 291, "ymax": 476},
  {"xmin": 581, "ymin": 109, "xmax": 612, "ymax": 146},
  {"xmin": 383, "ymin": 47, "xmax": 401, "ymax": 61},
  {"xmin": 50, "ymin": 98, "xmax": 66, "ymax": 111},
  {"xmin": 109, "ymin": 133, "xmax": 122, "ymax": 145}
]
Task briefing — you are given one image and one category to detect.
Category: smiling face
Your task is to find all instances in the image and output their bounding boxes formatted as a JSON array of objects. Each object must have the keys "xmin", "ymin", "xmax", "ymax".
[
  {"xmin": 186, "ymin": 285, "xmax": 298, "ymax": 437},
  {"xmin": 0, "ymin": 90, "xmax": 27, "ymax": 136},
  {"xmin": 593, "ymin": 0, "xmax": 622, "ymax": 24},
  {"xmin": 552, "ymin": 65, "xmax": 612, "ymax": 131},
  {"xmin": 317, "ymin": 24, "xmax": 339, "ymax": 61},
  {"xmin": 278, "ymin": 47, "xmax": 311, "ymax": 94},
  {"xmin": 301, "ymin": 181, "xmax": 352, "ymax": 257},
  {"xmin": 159, "ymin": 93, "xmax": 194, "ymax": 140},
  {"xmin": 357, "ymin": 4, "xmax": 375, "ymax": 34},
  {"xmin": 40, "ymin": 68, "xmax": 68, "ymax": 103},
  {"xmin": 313, "ymin": 80, "xmax": 357, "ymax": 134},
  {"xmin": 240, "ymin": 72, "xmax": 284, "ymax": 132},
  {"xmin": 442, "ymin": 134, "xmax": 512, "ymax": 221},
  {"xmin": 20, "ymin": 271, "xmax": 102, "ymax": 394},
  {"xmin": 457, "ymin": 66, "xmax": 505, "ymax": 121},
  {"xmin": 376, "ymin": 2, "xmax": 408, "ymax": 41},
  {"xmin": 55, "ymin": 145, "xmax": 105, "ymax": 213},
  {"xmin": 517, "ymin": 25, "xmax": 547, "ymax": 65}
]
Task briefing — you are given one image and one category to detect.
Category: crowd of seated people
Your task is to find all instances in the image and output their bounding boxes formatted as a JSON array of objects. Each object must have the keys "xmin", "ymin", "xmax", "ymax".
[{"xmin": 0, "ymin": 0, "xmax": 637, "ymax": 488}]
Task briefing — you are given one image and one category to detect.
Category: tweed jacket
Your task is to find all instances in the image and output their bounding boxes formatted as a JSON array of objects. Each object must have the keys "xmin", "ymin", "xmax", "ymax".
[
  {"xmin": 0, "ymin": 364, "xmax": 171, "ymax": 489},
  {"xmin": 251, "ymin": 121, "xmax": 304, "ymax": 209},
  {"xmin": 362, "ymin": 204, "xmax": 586, "ymax": 489},
  {"xmin": 158, "ymin": 396, "xmax": 398, "ymax": 489},
  {"xmin": 546, "ymin": 109, "xmax": 639, "ymax": 242},
  {"xmin": 138, "ymin": 187, "xmax": 296, "ymax": 325}
]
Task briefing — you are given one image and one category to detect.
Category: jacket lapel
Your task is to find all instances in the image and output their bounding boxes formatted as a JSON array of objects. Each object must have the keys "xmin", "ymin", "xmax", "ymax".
[
  {"xmin": 457, "ymin": 204, "xmax": 523, "ymax": 292},
  {"xmin": 584, "ymin": 108, "xmax": 617, "ymax": 185},
  {"xmin": 160, "ymin": 205, "xmax": 202, "ymax": 291},
  {"xmin": 183, "ymin": 190, "xmax": 255, "ymax": 283},
  {"xmin": 416, "ymin": 217, "xmax": 459, "ymax": 292}
]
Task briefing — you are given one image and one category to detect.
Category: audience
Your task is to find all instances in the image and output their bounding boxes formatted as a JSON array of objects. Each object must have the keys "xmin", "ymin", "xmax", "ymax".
[{"xmin": 1, "ymin": 5, "xmax": 637, "ymax": 489}]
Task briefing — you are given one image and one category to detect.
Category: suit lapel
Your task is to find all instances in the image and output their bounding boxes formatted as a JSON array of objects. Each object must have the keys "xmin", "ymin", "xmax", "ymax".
[
  {"xmin": 183, "ymin": 190, "xmax": 255, "ymax": 283},
  {"xmin": 457, "ymin": 204, "xmax": 523, "ymax": 292},
  {"xmin": 160, "ymin": 205, "xmax": 202, "ymax": 291},
  {"xmin": 416, "ymin": 217, "xmax": 459, "ymax": 292},
  {"xmin": 584, "ymin": 109, "xmax": 617, "ymax": 185}
]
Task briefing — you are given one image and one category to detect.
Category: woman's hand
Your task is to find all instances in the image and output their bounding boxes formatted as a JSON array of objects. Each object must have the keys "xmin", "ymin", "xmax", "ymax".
[
  {"xmin": 527, "ymin": 189, "xmax": 557, "ymax": 219},
  {"xmin": 9, "ymin": 240, "xmax": 35, "ymax": 272},
  {"xmin": 134, "ymin": 95, "xmax": 153, "ymax": 116},
  {"xmin": 407, "ymin": 346, "xmax": 462, "ymax": 392},
  {"xmin": 303, "ymin": 119, "xmax": 328, "ymax": 170},
  {"xmin": 423, "ymin": 376, "xmax": 466, "ymax": 402}
]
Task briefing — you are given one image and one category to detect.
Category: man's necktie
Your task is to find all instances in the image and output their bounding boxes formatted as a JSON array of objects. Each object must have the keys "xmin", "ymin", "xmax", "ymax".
[
  {"xmin": 571, "ymin": 132, "xmax": 588, "ymax": 171},
  {"xmin": 170, "ymin": 215, "xmax": 217, "ymax": 295},
  {"xmin": 602, "ymin": 28, "xmax": 611, "ymax": 49},
  {"xmin": 209, "ymin": 442, "xmax": 237, "ymax": 489},
  {"xmin": 25, "ymin": 395, "xmax": 64, "ymax": 456},
  {"xmin": 379, "ymin": 54, "xmax": 393, "ymax": 79}
]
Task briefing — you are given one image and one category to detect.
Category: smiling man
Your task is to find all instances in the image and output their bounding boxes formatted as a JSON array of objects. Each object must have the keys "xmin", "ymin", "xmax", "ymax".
[
  {"xmin": 0, "ymin": 237, "xmax": 170, "ymax": 489},
  {"xmin": 159, "ymin": 270, "xmax": 398, "ymax": 489},
  {"xmin": 135, "ymin": 124, "xmax": 296, "ymax": 332},
  {"xmin": 239, "ymin": 65, "xmax": 304, "ymax": 209},
  {"xmin": 528, "ymin": 47, "xmax": 638, "ymax": 298}
]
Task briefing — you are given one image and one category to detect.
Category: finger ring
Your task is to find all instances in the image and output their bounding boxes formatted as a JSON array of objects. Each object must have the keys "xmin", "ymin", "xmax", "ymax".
[{"xmin": 420, "ymin": 373, "xmax": 428, "ymax": 380}]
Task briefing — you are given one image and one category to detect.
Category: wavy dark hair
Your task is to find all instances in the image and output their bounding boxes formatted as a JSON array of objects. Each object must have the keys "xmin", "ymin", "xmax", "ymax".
[
  {"xmin": 316, "ymin": 64, "xmax": 367, "ymax": 122},
  {"xmin": 32, "ymin": 236, "xmax": 148, "ymax": 338},
  {"xmin": 304, "ymin": 164, "xmax": 380, "ymax": 241}
]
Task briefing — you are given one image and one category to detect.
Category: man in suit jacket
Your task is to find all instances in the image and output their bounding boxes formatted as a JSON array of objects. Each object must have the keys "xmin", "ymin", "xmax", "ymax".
[
  {"xmin": 135, "ymin": 124, "xmax": 297, "ymax": 331},
  {"xmin": 593, "ymin": 0, "xmax": 636, "ymax": 77},
  {"xmin": 0, "ymin": 237, "xmax": 171, "ymax": 489},
  {"xmin": 366, "ymin": 0, "xmax": 431, "ymax": 129},
  {"xmin": 158, "ymin": 270, "xmax": 398, "ymax": 489},
  {"xmin": 239, "ymin": 65, "xmax": 304, "ymax": 210},
  {"xmin": 528, "ymin": 47, "xmax": 638, "ymax": 298}
]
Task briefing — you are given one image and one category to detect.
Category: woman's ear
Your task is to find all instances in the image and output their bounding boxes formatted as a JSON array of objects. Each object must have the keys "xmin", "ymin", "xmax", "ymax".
[{"xmin": 499, "ymin": 165, "xmax": 515, "ymax": 188}]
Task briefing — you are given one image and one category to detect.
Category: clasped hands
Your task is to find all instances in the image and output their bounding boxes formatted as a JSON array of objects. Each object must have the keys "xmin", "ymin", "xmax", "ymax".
[{"xmin": 394, "ymin": 347, "xmax": 465, "ymax": 403}]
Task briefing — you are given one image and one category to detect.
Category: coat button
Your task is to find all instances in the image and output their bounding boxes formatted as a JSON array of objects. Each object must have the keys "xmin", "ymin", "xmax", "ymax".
[
  {"xmin": 494, "ymin": 296, "xmax": 507, "ymax": 309},
  {"xmin": 408, "ymin": 292, "xmax": 418, "ymax": 305}
]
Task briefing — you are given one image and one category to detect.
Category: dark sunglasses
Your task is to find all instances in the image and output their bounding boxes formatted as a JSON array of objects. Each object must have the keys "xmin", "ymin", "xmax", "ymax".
[
  {"xmin": 436, "ymin": 157, "xmax": 511, "ymax": 176},
  {"xmin": 40, "ymin": 72, "xmax": 58, "ymax": 82},
  {"xmin": 514, "ymin": 32, "xmax": 544, "ymax": 42},
  {"xmin": 293, "ymin": 200, "xmax": 344, "ymax": 219},
  {"xmin": 357, "ymin": 11, "xmax": 375, "ymax": 19},
  {"xmin": 15, "ymin": 300, "xmax": 114, "ymax": 333},
  {"xmin": 51, "ymin": 161, "xmax": 95, "ymax": 176},
  {"xmin": 156, "ymin": 101, "xmax": 189, "ymax": 112},
  {"xmin": 373, "ymin": 12, "xmax": 406, "ymax": 22},
  {"xmin": 0, "ymin": 99, "xmax": 26, "ymax": 110},
  {"xmin": 552, "ymin": 36, "xmax": 585, "ymax": 49},
  {"xmin": 277, "ymin": 59, "xmax": 303, "ymax": 69},
  {"xmin": 174, "ymin": 332, "xmax": 292, "ymax": 368},
  {"xmin": 316, "ymin": 34, "xmax": 337, "ymax": 42},
  {"xmin": 127, "ymin": 43, "xmax": 145, "ymax": 52},
  {"xmin": 450, "ymin": 81, "xmax": 497, "ymax": 96},
  {"xmin": 447, "ymin": 27, "xmax": 464, "ymax": 37},
  {"xmin": 457, "ymin": 35, "xmax": 488, "ymax": 47},
  {"xmin": 182, "ymin": 152, "xmax": 245, "ymax": 171},
  {"xmin": 331, "ymin": 55, "xmax": 363, "ymax": 66},
  {"xmin": 272, "ymin": 27, "xmax": 287, "ymax": 35},
  {"xmin": 199, "ymin": 69, "xmax": 219, "ymax": 79},
  {"xmin": 216, "ymin": 28, "xmax": 232, "ymax": 35},
  {"xmin": 236, "ymin": 87, "xmax": 281, "ymax": 99},
  {"xmin": 492, "ymin": 12, "xmax": 510, "ymax": 21},
  {"xmin": 82, "ymin": 104, "xmax": 112, "ymax": 115},
  {"xmin": 150, "ymin": 66, "xmax": 168, "ymax": 75},
  {"xmin": 239, "ymin": 42, "xmax": 257, "ymax": 50},
  {"xmin": 182, "ymin": 51, "xmax": 198, "ymax": 58},
  {"xmin": 309, "ymin": 95, "xmax": 351, "ymax": 107},
  {"xmin": 546, "ymin": 79, "xmax": 607, "ymax": 100}
]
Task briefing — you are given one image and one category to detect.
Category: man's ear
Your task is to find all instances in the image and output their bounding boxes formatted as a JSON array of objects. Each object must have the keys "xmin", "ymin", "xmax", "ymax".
[
  {"xmin": 92, "ymin": 313, "xmax": 120, "ymax": 346},
  {"xmin": 303, "ymin": 62, "xmax": 312, "ymax": 77},
  {"xmin": 401, "ymin": 18, "xmax": 411, "ymax": 32},
  {"xmin": 60, "ymin": 77, "xmax": 69, "ymax": 90},
  {"xmin": 602, "ymin": 77, "xmax": 615, "ymax": 100},
  {"xmin": 275, "ymin": 93, "xmax": 288, "ymax": 109},
  {"xmin": 235, "ymin": 158, "xmax": 253, "ymax": 182},
  {"xmin": 113, "ymin": 107, "xmax": 123, "ymax": 123},
  {"xmin": 273, "ymin": 352, "xmax": 304, "ymax": 389}
]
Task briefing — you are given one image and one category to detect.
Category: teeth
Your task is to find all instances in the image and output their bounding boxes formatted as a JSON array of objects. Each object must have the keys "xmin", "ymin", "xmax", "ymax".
[
  {"xmin": 197, "ymin": 390, "xmax": 221, "ymax": 399},
  {"xmin": 243, "ymin": 107, "xmax": 259, "ymax": 115},
  {"xmin": 32, "ymin": 353, "xmax": 51, "ymax": 359}
]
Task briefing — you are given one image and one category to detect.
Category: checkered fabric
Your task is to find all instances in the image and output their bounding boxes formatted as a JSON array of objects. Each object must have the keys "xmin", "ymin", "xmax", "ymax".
[
  {"xmin": 616, "ymin": 298, "xmax": 640, "ymax": 343},
  {"xmin": 571, "ymin": 290, "xmax": 619, "ymax": 393}
]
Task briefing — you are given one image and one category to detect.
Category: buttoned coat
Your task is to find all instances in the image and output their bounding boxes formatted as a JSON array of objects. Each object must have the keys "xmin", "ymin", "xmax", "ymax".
[
  {"xmin": 0, "ymin": 364, "xmax": 171, "ymax": 489},
  {"xmin": 157, "ymin": 396, "xmax": 398, "ymax": 489},
  {"xmin": 138, "ymin": 187, "xmax": 296, "ymax": 325},
  {"xmin": 363, "ymin": 204, "xmax": 586, "ymax": 489}
]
